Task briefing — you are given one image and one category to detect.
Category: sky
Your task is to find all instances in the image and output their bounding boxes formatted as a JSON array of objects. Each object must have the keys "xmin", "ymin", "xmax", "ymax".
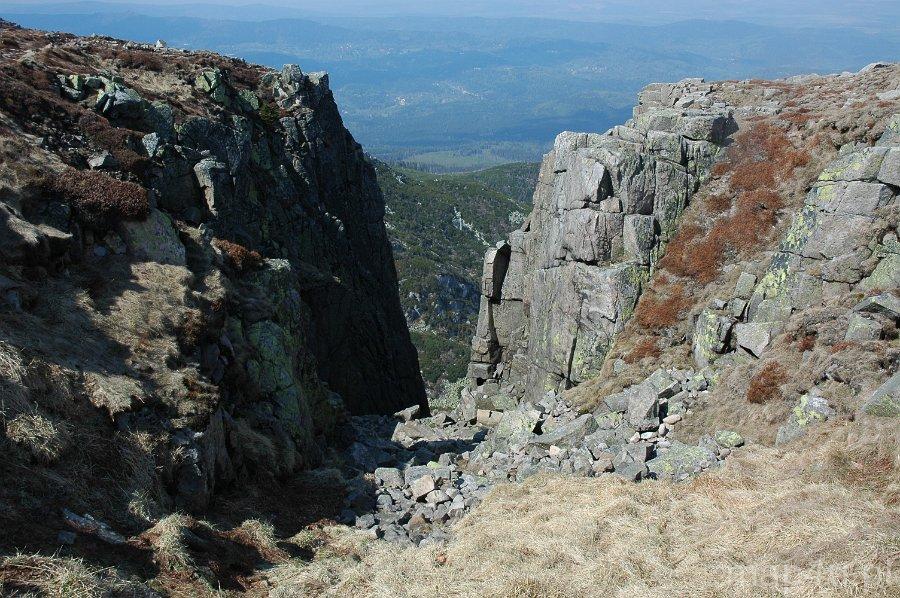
[{"xmin": 9, "ymin": 0, "xmax": 900, "ymax": 28}]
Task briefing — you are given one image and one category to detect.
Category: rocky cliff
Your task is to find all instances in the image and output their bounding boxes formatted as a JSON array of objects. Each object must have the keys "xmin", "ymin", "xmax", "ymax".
[
  {"xmin": 464, "ymin": 79, "xmax": 736, "ymax": 410},
  {"xmin": 0, "ymin": 20, "xmax": 424, "ymax": 529}
]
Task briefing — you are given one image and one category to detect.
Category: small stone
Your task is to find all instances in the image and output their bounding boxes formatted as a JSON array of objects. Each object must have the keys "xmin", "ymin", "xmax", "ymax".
[
  {"xmin": 410, "ymin": 475, "xmax": 436, "ymax": 501},
  {"xmin": 355, "ymin": 514, "xmax": 376, "ymax": 529},
  {"xmin": 663, "ymin": 414, "xmax": 682, "ymax": 425},
  {"xmin": 476, "ymin": 409, "xmax": 503, "ymax": 427},
  {"xmin": 714, "ymin": 430, "xmax": 744, "ymax": 448},
  {"xmin": 424, "ymin": 490, "xmax": 449, "ymax": 505}
]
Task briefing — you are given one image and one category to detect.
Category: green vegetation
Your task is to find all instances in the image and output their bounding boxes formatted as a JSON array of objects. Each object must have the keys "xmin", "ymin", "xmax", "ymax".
[{"xmin": 376, "ymin": 160, "xmax": 539, "ymax": 395}]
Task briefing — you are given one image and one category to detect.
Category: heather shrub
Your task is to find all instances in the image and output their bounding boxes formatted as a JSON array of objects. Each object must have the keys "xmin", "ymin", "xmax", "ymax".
[
  {"xmin": 44, "ymin": 167, "xmax": 149, "ymax": 228},
  {"xmin": 623, "ymin": 337, "xmax": 662, "ymax": 364},
  {"xmin": 634, "ymin": 283, "xmax": 692, "ymax": 329},
  {"xmin": 213, "ymin": 238, "xmax": 264, "ymax": 273},
  {"xmin": 747, "ymin": 361, "xmax": 788, "ymax": 404}
]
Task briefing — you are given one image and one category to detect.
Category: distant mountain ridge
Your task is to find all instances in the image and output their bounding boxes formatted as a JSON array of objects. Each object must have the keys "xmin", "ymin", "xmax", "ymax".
[{"xmin": 5, "ymin": 6, "xmax": 900, "ymax": 169}]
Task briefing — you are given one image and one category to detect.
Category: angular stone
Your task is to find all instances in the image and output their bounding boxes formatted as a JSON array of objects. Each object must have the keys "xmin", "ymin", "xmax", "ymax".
[
  {"xmin": 481, "ymin": 243, "xmax": 510, "ymax": 299},
  {"xmin": 776, "ymin": 395, "xmax": 835, "ymax": 445},
  {"xmin": 693, "ymin": 309, "xmax": 735, "ymax": 368},
  {"xmin": 394, "ymin": 405, "xmax": 421, "ymax": 422},
  {"xmin": 854, "ymin": 293, "xmax": 900, "ymax": 320},
  {"xmin": 877, "ymin": 148, "xmax": 900, "ymax": 186},
  {"xmin": 626, "ymin": 383, "xmax": 660, "ymax": 431},
  {"xmin": 374, "ymin": 467, "xmax": 403, "ymax": 488},
  {"xmin": 476, "ymin": 409, "xmax": 503, "ymax": 427},
  {"xmin": 734, "ymin": 323, "xmax": 772, "ymax": 358},
  {"xmin": 861, "ymin": 371, "xmax": 900, "ymax": 417},
  {"xmin": 410, "ymin": 475, "xmax": 436, "ymax": 501},
  {"xmin": 623, "ymin": 214, "xmax": 656, "ymax": 266},
  {"xmin": 734, "ymin": 272, "xmax": 757, "ymax": 300},
  {"xmin": 818, "ymin": 147, "xmax": 888, "ymax": 183},
  {"xmin": 529, "ymin": 413, "xmax": 598, "ymax": 449},
  {"xmin": 844, "ymin": 314, "xmax": 882, "ymax": 341}
]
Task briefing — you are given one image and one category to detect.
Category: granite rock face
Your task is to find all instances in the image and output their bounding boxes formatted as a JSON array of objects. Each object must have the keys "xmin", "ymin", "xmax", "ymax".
[
  {"xmin": 466, "ymin": 79, "xmax": 736, "ymax": 405},
  {"xmin": 164, "ymin": 65, "xmax": 426, "ymax": 417}
]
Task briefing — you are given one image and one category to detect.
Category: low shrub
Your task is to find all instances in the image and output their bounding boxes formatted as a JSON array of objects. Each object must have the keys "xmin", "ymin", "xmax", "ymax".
[
  {"xmin": 43, "ymin": 167, "xmax": 149, "ymax": 228},
  {"xmin": 258, "ymin": 102, "xmax": 282, "ymax": 127},
  {"xmin": 213, "ymin": 238, "xmax": 264, "ymax": 273},
  {"xmin": 634, "ymin": 283, "xmax": 692, "ymax": 329},
  {"xmin": 77, "ymin": 112, "xmax": 150, "ymax": 176},
  {"xmin": 746, "ymin": 361, "xmax": 788, "ymax": 404}
]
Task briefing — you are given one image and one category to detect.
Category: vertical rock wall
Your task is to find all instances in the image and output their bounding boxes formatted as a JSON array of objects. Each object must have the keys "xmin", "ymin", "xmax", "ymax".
[
  {"xmin": 154, "ymin": 66, "xmax": 427, "ymax": 417},
  {"xmin": 465, "ymin": 80, "xmax": 736, "ymax": 410}
]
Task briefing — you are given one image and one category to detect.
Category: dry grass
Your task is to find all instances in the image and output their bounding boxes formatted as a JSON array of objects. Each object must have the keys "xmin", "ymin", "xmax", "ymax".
[
  {"xmin": 0, "ymin": 553, "xmax": 148, "ymax": 597},
  {"xmin": 623, "ymin": 336, "xmax": 662, "ymax": 364},
  {"xmin": 4, "ymin": 412, "xmax": 72, "ymax": 464},
  {"xmin": 147, "ymin": 514, "xmax": 197, "ymax": 574},
  {"xmin": 268, "ymin": 429, "xmax": 900, "ymax": 597}
]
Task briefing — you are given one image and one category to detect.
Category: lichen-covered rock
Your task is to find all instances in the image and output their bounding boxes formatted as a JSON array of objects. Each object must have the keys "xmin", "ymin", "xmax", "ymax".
[
  {"xmin": 693, "ymin": 309, "xmax": 735, "ymax": 368},
  {"xmin": 776, "ymin": 395, "xmax": 835, "ymax": 445},
  {"xmin": 714, "ymin": 430, "xmax": 745, "ymax": 448},
  {"xmin": 747, "ymin": 124, "xmax": 899, "ymax": 330},
  {"xmin": 647, "ymin": 441, "xmax": 717, "ymax": 481}
]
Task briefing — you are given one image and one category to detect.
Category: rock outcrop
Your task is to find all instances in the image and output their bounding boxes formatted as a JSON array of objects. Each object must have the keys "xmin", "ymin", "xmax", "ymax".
[
  {"xmin": 692, "ymin": 115, "xmax": 900, "ymax": 373},
  {"xmin": 0, "ymin": 23, "xmax": 424, "ymax": 517},
  {"xmin": 465, "ymin": 79, "xmax": 736, "ymax": 406}
]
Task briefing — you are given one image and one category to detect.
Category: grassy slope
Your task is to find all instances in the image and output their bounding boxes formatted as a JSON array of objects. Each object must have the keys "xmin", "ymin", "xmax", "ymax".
[{"xmin": 375, "ymin": 160, "xmax": 539, "ymax": 393}]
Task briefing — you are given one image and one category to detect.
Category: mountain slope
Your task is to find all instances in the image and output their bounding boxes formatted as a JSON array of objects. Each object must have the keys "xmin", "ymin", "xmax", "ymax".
[
  {"xmin": 0, "ymin": 19, "xmax": 422, "ymax": 577},
  {"xmin": 376, "ymin": 161, "xmax": 538, "ymax": 395}
]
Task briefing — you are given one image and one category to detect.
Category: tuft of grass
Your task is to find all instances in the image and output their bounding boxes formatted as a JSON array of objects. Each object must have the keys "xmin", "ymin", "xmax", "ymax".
[
  {"xmin": 148, "ymin": 514, "xmax": 196, "ymax": 573},
  {"xmin": 0, "ymin": 553, "xmax": 148, "ymax": 597},
  {"xmin": 5, "ymin": 412, "xmax": 72, "ymax": 464}
]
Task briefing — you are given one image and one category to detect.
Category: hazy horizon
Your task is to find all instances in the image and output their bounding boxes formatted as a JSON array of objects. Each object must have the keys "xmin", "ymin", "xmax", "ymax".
[{"xmin": 8, "ymin": 0, "xmax": 900, "ymax": 28}]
